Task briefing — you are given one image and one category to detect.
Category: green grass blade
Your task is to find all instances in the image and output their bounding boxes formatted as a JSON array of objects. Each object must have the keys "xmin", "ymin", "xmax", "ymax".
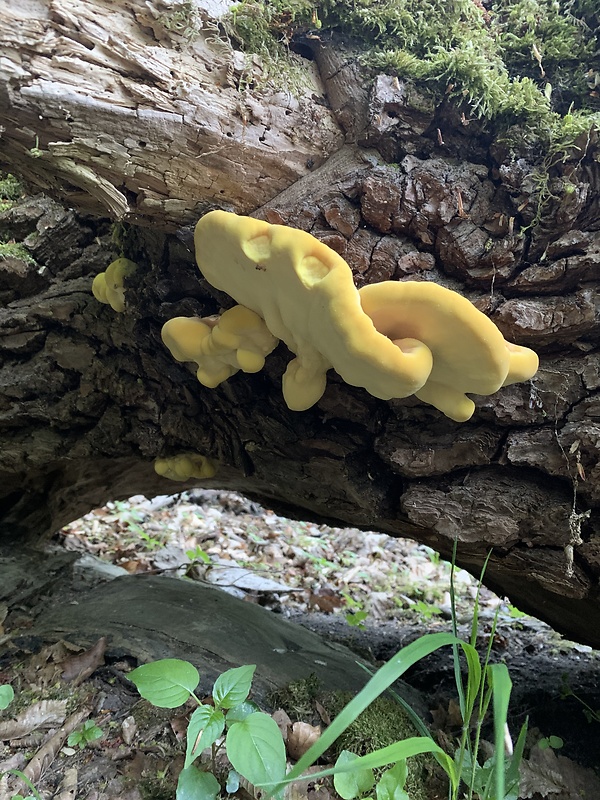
[
  {"xmin": 449, "ymin": 541, "xmax": 466, "ymax": 721},
  {"xmin": 355, "ymin": 662, "xmax": 432, "ymax": 740},
  {"xmin": 286, "ymin": 737, "xmax": 456, "ymax": 785},
  {"xmin": 505, "ymin": 718, "xmax": 528, "ymax": 793}
]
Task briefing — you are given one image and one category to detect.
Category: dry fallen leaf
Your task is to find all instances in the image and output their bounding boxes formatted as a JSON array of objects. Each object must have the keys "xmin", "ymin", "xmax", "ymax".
[
  {"xmin": 308, "ymin": 589, "xmax": 343, "ymax": 613},
  {"xmin": 121, "ymin": 715, "xmax": 137, "ymax": 746},
  {"xmin": 61, "ymin": 636, "xmax": 107, "ymax": 684},
  {"xmin": 519, "ymin": 745, "xmax": 600, "ymax": 799},
  {"xmin": 0, "ymin": 699, "xmax": 68, "ymax": 741},
  {"xmin": 55, "ymin": 766, "xmax": 78, "ymax": 800},
  {"xmin": 286, "ymin": 721, "xmax": 321, "ymax": 761},
  {"xmin": 8, "ymin": 706, "xmax": 91, "ymax": 797},
  {"xmin": 272, "ymin": 708, "xmax": 292, "ymax": 742}
]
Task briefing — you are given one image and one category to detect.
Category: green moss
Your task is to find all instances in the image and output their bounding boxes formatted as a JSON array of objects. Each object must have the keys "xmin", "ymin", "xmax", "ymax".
[
  {"xmin": 269, "ymin": 673, "xmax": 322, "ymax": 720},
  {"xmin": 228, "ymin": 0, "xmax": 599, "ymax": 128},
  {"xmin": 0, "ymin": 173, "xmax": 23, "ymax": 212},
  {"xmin": 326, "ymin": 694, "xmax": 435, "ymax": 800},
  {"xmin": 157, "ymin": 1, "xmax": 200, "ymax": 41},
  {"xmin": 0, "ymin": 239, "xmax": 36, "ymax": 265}
]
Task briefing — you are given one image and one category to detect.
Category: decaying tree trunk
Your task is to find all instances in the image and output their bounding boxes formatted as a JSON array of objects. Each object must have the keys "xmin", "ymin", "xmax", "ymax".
[{"xmin": 1, "ymin": 1, "xmax": 600, "ymax": 647}]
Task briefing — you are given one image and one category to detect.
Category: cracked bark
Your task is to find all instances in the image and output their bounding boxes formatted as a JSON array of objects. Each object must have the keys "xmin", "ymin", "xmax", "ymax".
[{"xmin": 2, "ymin": 1, "xmax": 600, "ymax": 646}]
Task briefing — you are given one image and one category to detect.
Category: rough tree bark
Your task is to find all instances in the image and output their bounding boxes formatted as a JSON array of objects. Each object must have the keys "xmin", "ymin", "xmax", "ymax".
[{"xmin": 1, "ymin": 1, "xmax": 600, "ymax": 647}]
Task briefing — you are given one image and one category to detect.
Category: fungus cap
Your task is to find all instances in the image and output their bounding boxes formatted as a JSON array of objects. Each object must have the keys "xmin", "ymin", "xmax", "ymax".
[
  {"xmin": 194, "ymin": 210, "xmax": 434, "ymax": 410},
  {"xmin": 161, "ymin": 305, "xmax": 278, "ymax": 389},
  {"xmin": 154, "ymin": 453, "xmax": 216, "ymax": 482},
  {"xmin": 359, "ymin": 281, "xmax": 539, "ymax": 421},
  {"xmin": 91, "ymin": 258, "xmax": 137, "ymax": 312}
]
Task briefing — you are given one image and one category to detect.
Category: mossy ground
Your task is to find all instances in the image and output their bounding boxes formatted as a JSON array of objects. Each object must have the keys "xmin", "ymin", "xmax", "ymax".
[{"xmin": 271, "ymin": 677, "xmax": 436, "ymax": 800}]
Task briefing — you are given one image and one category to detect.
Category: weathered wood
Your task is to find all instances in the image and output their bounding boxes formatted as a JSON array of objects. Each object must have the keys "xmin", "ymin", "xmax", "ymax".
[
  {"xmin": 0, "ymin": 0, "xmax": 342, "ymax": 226},
  {"xmin": 1, "ymin": 1, "xmax": 600, "ymax": 647}
]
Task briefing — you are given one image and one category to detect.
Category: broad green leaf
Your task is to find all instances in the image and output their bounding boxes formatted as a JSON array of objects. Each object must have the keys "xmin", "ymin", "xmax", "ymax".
[
  {"xmin": 129, "ymin": 659, "xmax": 199, "ymax": 708},
  {"xmin": 226, "ymin": 700, "xmax": 260, "ymax": 726},
  {"xmin": 333, "ymin": 751, "xmax": 374, "ymax": 800},
  {"xmin": 176, "ymin": 765, "xmax": 220, "ymax": 800},
  {"xmin": 185, "ymin": 705, "xmax": 225, "ymax": 769},
  {"xmin": 226, "ymin": 712, "xmax": 286, "ymax": 790},
  {"xmin": 376, "ymin": 761, "xmax": 409, "ymax": 800},
  {"xmin": 0, "ymin": 684, "xmax": 14, "ymax": 710},
  {"xmin": 213, "ymin": 665, "xmax": 256, "ymax": 709},
  {"xmin": 278, "ymin": 632, "xmax": 459, "ymax": 792}
]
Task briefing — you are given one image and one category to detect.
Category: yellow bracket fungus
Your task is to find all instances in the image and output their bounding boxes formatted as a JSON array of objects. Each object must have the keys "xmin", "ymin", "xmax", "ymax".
[
  {"xmin": 161, "ymin": 305, "xmax": 278, "ymax": 388},
  {"xmin": 194, "ymin": 210, "xmax": 434, "ymax": 411},
  {"xmin": 359, "ymin": 282, "xmax": 539, "ymax": 422},
  {"xmin": 91, "ymin": 258, "xmax": 137, "ymax": 312},
  {"xmin": 154, "ymin": 453, "xmax": 216, "ymax": 482},
  {"xmin": 162, "ymin": 210, "xmax": 539, "ymax": 421}
]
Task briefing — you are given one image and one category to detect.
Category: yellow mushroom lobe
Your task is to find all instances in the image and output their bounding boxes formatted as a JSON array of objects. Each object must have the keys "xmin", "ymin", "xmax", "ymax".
[{"xmin": 154, "ymin": 453, "xmax": 216, "ymax": 482}]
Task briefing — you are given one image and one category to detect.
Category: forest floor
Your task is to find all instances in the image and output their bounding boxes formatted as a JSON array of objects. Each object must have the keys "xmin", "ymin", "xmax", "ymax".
[{"xmin": 0, "ymin": 490, "xmax": 599, "ymax": 800}]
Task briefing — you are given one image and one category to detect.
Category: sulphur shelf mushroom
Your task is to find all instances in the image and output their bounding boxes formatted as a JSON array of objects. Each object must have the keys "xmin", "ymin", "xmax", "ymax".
[
  {"xmin": 154, "ymin": 453, "xmax": 216, "ymax": 482},
  {"xmin": 92, "ymin": 258, "xmax": 137, "ymax": 313},
  {"xmin": 359, "ymin": 281, "xmax": 539, "ymax": 422},
  {"xmin": 161, "ymin": 210, "xmax": 538, "ymax": 421},
  {"xmin": 192, "ymin": 210, "xmax": 434, "ymax": 411},
  {"xmin": 161, "ymin": 305, "xmax": 278, "ymax": 388}
]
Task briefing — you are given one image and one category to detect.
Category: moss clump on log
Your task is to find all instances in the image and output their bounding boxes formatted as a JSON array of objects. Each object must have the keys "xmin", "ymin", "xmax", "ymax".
[{"xmin": 228, "ymin": 0, "xmax": 599, "ymax": 130}]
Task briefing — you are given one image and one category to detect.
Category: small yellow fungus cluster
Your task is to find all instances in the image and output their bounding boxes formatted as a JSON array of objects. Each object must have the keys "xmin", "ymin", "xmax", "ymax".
[
  {"xmin": 161, "ymin": 211, "xmax": 539, "ymax": 422},
  {"xmin": 162, "ymin": 305, "xmax": 278, "ymax": 388},
  {"xmin": 92, "ymin": 258, "xmax": 137, "ymax": 312},
  {"xmin": 154, "ymin": 453, "xmax": 216, "ymax": 482}
]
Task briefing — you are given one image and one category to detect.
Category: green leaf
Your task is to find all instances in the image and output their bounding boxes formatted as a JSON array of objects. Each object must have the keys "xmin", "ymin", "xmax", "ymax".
[
  {"xmin": 0, "ymin": 684, "xmax": 14, "ymax": 710},
  {"xmin": 226, "ymin": 701, "xmax": 260, "ymax": 726},
  {"xmin": 129, "ymin": 659, "xmax": 199, "ymax": 708},
  {"xmin": 176, "ymin": 765, "xmax": 220, "ymax": 800},
  {"xmin": 185, "ymin": 705, "xmax": 225, "ymax": 769},
  {"xmin": 376, "ymin": 761, "xmax": 409, "ymax": 800},
  {"xmin": 226, "ymin": 770, "xmax": 240, "ymax": 793},
  {"xmin": 346, "ymin": 611, "xmax": 368, "ymax": 628},
  {"xmin": 226, "ymin": 712, "xmax": 286, "ymax": 790},
  {"xmin": 333, "ymin": 751, "xmax": 375, "ymax": 800},
  {"xmin": 213, "ymin": 665, "xmax": 256, "ymax": 709}
]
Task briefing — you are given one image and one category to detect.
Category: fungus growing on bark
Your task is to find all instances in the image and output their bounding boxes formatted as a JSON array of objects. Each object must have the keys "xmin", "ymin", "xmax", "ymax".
[
  {"xmin": 161, "ymin": 305, "xmax": 278, "ymax": 388},
  {"xmin": 154, "ymin": 453, "xmax": 216, "ymax": 481},
  {"xmin": 92, "ymin": 258, "xmax": 137, "ymax": 312},
  {"xmin": 359, "ymin": 281, "xmax": 539, "ymax": 422},
  {"xmin": 161, "ymin": 210, "xmax": 539, "ymax": 420},
  {"xmin": 193, "ymin": 210, "xmax": 434, "ymax": 411}
]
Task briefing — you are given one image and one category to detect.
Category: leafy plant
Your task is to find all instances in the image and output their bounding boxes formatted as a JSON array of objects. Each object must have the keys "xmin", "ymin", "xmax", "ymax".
[
  {"xmin": 67, "ymin": 719, "xmax": 104, "ymax": 750},
  {"xmin": 560, "ymin": 675, "xmax": 600, "ymax": 723},
  {"xmin": 130, "ymin": 548, "xmax": 526, "ymax": 800},
  {"xmin": 129, "ymin": 660, "xmax": 284, "ymax": 799}
]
